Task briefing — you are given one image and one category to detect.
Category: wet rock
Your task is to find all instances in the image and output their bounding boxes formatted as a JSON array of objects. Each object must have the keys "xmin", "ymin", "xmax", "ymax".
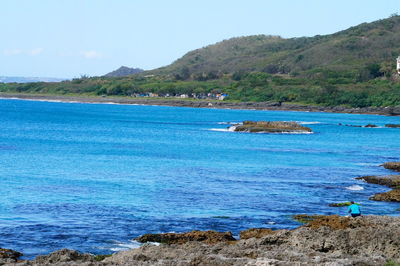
[
  {"xmin": 385, "ymin": 124, "xmax": 400, "ymax": 128},
  {"xmin": 328, "ymin": 202, "xmax": 354, "ymax": 207},
  {"xmin": 239, "ymin": 228, "xmax": 276, "ymax": 239},
  {"xmin": 370, "ymin": 189, "xmax": 400, "ymax": 202},
  {"xmin": 356, "ymin": 175, "xmax": 400, "ymax": 188},
  {"xmin": 0, "ymin": 248, "xmax": 22, "ymax": 263},
  {"xmin": 364, "ymin": 124, "xmax": 377, "ymax": 127},
  {"xmin": 135, "ymin": 230, "xmax": 236, "ymax": 245},
  {"xmin": 230, "ymin": 121, "xmax": 312, "ymax": 133},
  {"xmin": 382, "ymin": 162, "xmax": 400, "ymax": 172}
]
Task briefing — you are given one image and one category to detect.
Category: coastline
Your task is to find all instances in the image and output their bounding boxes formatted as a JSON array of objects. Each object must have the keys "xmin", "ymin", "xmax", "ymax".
[
  {"xmin": 1, "ymin": 93, "xmax": 400, "ymax": 116},
  {"xmin": 3, "ymin": 215, "xmax": 400, "ymax": 265}
]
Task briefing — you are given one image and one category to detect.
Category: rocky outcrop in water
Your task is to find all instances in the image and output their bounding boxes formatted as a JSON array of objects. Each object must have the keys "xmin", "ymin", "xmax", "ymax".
[
  {"xmin": 382, "ymin": 162, "xmax": 400, "ymax": 172},
  {"xmin": 356, "ymin": 175, "xmax": 400, "ymax": 188},
  {"xmin": 357, "ymin": 175, "xmax": 400, "ymax": 202},
  {"xmin": 385, "ymin": 124, "xmax": 400, "ymax": 128},
  {"xmin": 229, "ymin": 121, "xmax": 312, "ymax": 133},
  {"xmin": 8, "ymin": 215, "xmax": 400, "ymax": 265},
  {"xmin": 370, "ymin": 189, "xmax": 400, "ymax": 202},
  {"xmin": 135, "ymin": 230, "xmax": 236, "ymax": 245}
]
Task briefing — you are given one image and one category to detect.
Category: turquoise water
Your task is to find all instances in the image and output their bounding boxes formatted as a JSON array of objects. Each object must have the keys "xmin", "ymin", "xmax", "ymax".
[{"xmin": 0, "ymin": 99, "xmax": 399, "ymax": 258}]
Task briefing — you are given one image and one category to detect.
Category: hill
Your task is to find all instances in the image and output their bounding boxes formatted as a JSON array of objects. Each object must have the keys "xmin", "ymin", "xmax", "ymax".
[
  {"xmin": 151, "ymin": 15, "xmax": 400, "ymax": 80},
  {"xmin": 104, "ymin": 66, "xmax": 144, "ymax": 77},
  {"xmin": 1, "ymin": 16, "xmax": 400, "ymax": 108}
]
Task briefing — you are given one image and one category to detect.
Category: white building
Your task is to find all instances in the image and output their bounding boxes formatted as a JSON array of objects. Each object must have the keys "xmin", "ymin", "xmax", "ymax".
[{"xmin": 397, "ymin": 56, "xmax": 400, "ymax": 74}]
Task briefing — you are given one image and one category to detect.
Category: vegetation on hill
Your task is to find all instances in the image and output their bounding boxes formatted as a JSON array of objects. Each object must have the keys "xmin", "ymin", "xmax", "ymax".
[
  {"xmin": 151, "ymin": 14, "xmax": 400, "ymax": 81},
  {"xmin": 1, "ymin": 15, "xmax": 400, "ymax": 108},
  {"xmin": 104, "ymin": 66, "xmax": 143, "ymax": 77}
]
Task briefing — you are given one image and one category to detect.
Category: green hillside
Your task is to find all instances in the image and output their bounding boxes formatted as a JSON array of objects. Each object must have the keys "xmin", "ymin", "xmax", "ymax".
[{"xmin": 151, "ymin": 15, "xmax": 400, "ymax": 80}]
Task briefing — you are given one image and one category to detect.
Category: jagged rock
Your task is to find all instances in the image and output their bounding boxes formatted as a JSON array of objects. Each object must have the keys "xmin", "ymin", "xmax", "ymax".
[
  {"xmin": 370, "ymin": 189, "xmax": 400, "ymax": 202},
  {"xmin": 0, "ymin": 248, "xmax": 22, "ymax": 264},
  {"xmin": 364, "ymin": 124, "xmax": 377, "ymax": 127},
  {"xmin": 103, "ymin": 215, "xmax": 400, "ymax": 265},
  {"xmin": 382, "ymin": 162, "xmax": 400, "ymax": 172},
  {"xmin": 356, "ymin": 175, "xmax": 400, "ymax": 188},
  {"xmin": 239, "ymin": 228, "xmax": 276, "ymax": 239},
  {"xmin": 135, "ymin": 230, "xmax": 236, "ymax": 245},
  {"xmin": 6, "ymin": 216, "xmax": 400, "ymax": 265},
  {"xmin": 19, "ymin": 249, "xmax": 96, "ymax": 265},
  {"xmin": 229, "ymin": 121, "xmax": 312, "ymax": 133}
]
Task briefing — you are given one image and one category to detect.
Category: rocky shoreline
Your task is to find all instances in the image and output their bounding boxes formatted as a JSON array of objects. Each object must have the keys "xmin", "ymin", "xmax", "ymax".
[
  {"xmin": 1, "ymin": 93, "xmax": 400, "ymax": 116},
  {"xmin": 2, "ymin": 215, "xmax": 400, "ymax": 265},
  {"xmin": 356, "ymin": 161, "xmax": 400, "ymax": 202}
]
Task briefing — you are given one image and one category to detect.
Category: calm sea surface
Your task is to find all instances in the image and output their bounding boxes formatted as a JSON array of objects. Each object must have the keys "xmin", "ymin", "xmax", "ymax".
[{"xmin": 0, "ymin": 99, "xmax": 399, "ymax": 258}]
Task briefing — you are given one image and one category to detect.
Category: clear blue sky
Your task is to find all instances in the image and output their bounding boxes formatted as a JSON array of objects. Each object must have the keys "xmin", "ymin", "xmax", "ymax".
[{"xmin": 1, "ymin": 0, "xmax": 399, "ymax": 78}]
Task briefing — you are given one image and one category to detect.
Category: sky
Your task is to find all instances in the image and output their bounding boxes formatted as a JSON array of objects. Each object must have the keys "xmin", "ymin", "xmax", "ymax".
[{"xmin": 1, "ymin": 0, "xmax": 399, "ymax": 78}]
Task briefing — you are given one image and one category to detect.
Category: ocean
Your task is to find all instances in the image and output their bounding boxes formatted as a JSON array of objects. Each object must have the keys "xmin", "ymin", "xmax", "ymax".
[{"xmin": 0, "ymin": 98, "xmax": 399, "ymax": 258}]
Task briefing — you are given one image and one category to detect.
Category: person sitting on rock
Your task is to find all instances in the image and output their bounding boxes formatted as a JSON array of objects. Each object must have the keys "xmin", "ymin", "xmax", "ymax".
[{"xmin": 348, "ymin": 201, "xmax": 361, "ymax": 217}]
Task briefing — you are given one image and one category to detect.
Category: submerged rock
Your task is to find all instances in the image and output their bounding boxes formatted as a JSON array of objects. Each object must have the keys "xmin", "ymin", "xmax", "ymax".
[
  {"xmin": 135, "ymin": 230, "xmax": 236, "ymax": 245},
  {"xmin": 382, "ymin": 162, "xmax": 400, "ymax": 172},
  {"xmin": 229, "ymin": 121, "xmax": 312, "ymax": 133}
]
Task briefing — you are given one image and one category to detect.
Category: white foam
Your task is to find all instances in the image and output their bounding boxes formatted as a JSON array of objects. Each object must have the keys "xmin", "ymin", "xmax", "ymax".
[
  {"xmin": 109, "ymin": 240, "xmax": 141, "ymax": 252},
  {"xmin": 217, "ymin": 122, "xmax": 239, "ymax": 125},
  {"xmin": 298, "ymin": 121, "xmax": 321, "ymax": 125},
  {"xmin": 345, "ymin": 185, "xmax": 364, "ymax": 191},
  {"xmin": 209, "ymin": 128, "xmax": 232, "ymax": 132}
]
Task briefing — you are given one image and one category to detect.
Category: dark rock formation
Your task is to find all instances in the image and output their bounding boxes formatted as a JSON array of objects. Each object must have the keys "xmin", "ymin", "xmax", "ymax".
[
  {"xmin": 230, "ymin": 121, "xmax": 312, "ymax": 133},
  {"xmin": 364, "ymin": 124, "xmax": 377, "ymax": 127},
  {"xmin": 385, "ymin": 124, "xmax": 400, "ymax": 128},
  {"xmin": 356, "ymin": 175, "xmax": 400, "ymax": 188},
  {"xmin": 370, "ymin": 189, "xmax": 400, "ymax": 202},
  {"xmin": 357, "ymin": 175, "xmax": 400, "ymax": 202},
  {"xmin": 135, "ymin": 230, "xmax": 236, "ymax": 245},
  {"xmin": 0, "ymin": 248, "xmax": 22, "ymax": 264},
  {"xmin": 382, "ymin": 162, "xmax": 400, "ymax": 172}
]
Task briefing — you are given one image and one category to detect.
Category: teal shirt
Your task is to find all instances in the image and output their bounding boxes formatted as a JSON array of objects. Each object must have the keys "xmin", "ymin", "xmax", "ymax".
[{"xmin": 348, "ymin": 204, "xmax": 361, "ymax": 214}]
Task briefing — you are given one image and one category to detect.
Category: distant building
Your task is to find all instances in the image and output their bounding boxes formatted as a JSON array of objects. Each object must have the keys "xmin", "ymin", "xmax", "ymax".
[{"xmin": 397, "ymin": 56, "xmax": 400, "ymax": 74}]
